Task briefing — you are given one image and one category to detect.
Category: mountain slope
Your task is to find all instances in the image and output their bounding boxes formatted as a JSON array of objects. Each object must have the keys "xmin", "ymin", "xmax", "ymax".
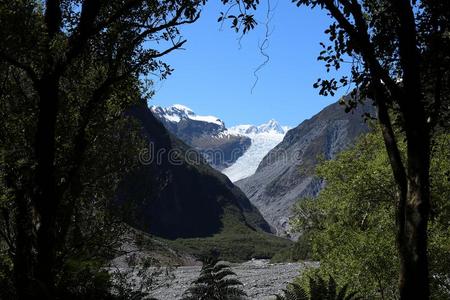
[
  {"xmin": 236, "ymin": 101, "xmax": 375, "ymax": 235},
  {"xmin": 150, "ymin": 104, "xmax": 251, "ymax": 170},
  {"xmin": 117, "ymin": 102, "xmax": 272, "ymax": 240}
]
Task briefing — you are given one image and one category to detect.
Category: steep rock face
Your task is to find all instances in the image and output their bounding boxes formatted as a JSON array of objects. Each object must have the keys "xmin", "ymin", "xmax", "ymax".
[
  {"xmin": 150, "ymin": 105, "xmax": 251, "ymax": 170},
  {"xmin": 117, "ymin": 103, "xmax": 272, "ymax": 239},
  {"xmin": 236, "ymin": 101, "xmax": 375, "ymax": 235}
]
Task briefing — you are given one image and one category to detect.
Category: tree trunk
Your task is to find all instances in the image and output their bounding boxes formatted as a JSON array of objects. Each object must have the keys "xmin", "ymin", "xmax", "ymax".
[
  {"xmin": 388, "ymin": 0, "xmax": 431, "ymax": 294},
  {"xmin": 33, "ymin": 76, "xmax": 60, "ymax": 299},
  {"xmin": 372, "ymin": 80, "xmax": 430, "ymax": 299},
  {"xmin": 12, "ymin": 189, "xmax": 34, "ymax": 300},
  {"xmin": 398, "ymin": 126, "xmax": 431, "ymax": 300}
]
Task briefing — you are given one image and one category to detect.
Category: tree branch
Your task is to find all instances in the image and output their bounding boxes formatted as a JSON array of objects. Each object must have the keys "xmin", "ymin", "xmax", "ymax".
[
  {"xmin": 0, "ymin": 51, "xmax": 39, "ymax": 86},
  {"xmin": 94, "ymin": 0, "xmax": 144, "ymax": 31},
  {"xmin": 57, "ymin": 0, "xmax": 104, "ymax": 77},
  {"xmin": 373, "ymin": 83, "xmax": 407, "ymax": 191},
  {"xmin": 322, "ymin": 0, "xmax": 403, "ymax": 101},
  {"xmin": 371, "ymin": 80, "xmax": 408, "ymax": 259},
  {"xmin": 45, "ymin": 0, "xmax": 62, "ymax": 38},
  {"xmin": 130, "ymin": 11, "xmax": 200, "ymax": 47},
  {"xmin": 391, "ymin": 0, "xmax": 421, "ymax": 91},
  {"xmin": 150, "ymin": 40, "xmax": 187, "ymax": 59}
]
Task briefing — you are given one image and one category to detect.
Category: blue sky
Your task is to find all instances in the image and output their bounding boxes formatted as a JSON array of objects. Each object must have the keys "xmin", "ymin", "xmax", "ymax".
[{"xmin": 149, "ymin": 1, "xmax": 351, "ymax": 127}]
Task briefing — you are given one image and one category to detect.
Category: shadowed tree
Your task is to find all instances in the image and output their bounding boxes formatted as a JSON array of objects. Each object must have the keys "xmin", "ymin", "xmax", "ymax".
[
  {"xmin": 219, "ymin": 0, "xmax": 450, "ymax": 298},
  {"xmin": 0, "ymin": 0, "xmax": 204, "ymax": 298}
]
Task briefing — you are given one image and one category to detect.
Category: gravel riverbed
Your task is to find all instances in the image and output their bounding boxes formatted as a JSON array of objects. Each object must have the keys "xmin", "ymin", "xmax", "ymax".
[{"xmin": 148, "ymin": 259, "xmax": 317, "ymax": 300}]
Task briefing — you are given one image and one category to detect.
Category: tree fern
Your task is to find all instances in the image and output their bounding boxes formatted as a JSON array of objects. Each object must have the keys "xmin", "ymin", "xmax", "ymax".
[
  {"xmin": 275, "ymin": 275, "xmax": 361, "ymax": 300},
  {"xmin": 182, "ymin": 257, "xmax": 247, "ymax": 300}
]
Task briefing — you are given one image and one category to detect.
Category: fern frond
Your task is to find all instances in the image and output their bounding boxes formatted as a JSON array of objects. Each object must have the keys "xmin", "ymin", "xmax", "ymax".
[
  {"xmin": 218, "ymin": 278, "xmax": 244, "ymax": 289},
  {"xmin": 214, "ymin": 269, "xmax": 238, "ymax": 281}
]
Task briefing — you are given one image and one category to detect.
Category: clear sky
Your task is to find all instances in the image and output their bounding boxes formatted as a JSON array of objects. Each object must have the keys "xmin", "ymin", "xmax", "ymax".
[{"xmin": 149, "ymin": 1, "xmax": 351, "ymax": 127}]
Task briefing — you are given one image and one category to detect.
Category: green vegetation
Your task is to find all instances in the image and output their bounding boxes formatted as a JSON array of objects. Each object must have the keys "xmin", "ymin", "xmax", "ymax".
[
  {"xmin": 290, "ymin": 131, "xmax": 450, "ymax": 299},
  {"xmin": 168, "ymin": 205, "xmax": 293, "ymax": 262},
  {"xmin": 276, "ymin": 276, "xmax": 361, "ymax": 300},
  {"xmin": 182, "ymin": 255, "xmax": 247, "ymax": 300},
  {"xmin": 271, "ymin": 233, "xmax": 313, "ymax": 263}
]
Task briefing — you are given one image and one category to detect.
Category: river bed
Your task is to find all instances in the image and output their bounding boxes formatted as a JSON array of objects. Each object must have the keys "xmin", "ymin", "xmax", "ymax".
[{"xmin": 147, "ymin": 259, "xmax": 317, "ymax": 299}]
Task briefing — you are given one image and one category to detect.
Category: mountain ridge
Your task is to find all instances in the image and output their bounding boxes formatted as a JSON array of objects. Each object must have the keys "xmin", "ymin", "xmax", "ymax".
[
  {"xmin": 150, "ymin": 104, "xmax": 290, "ymax": 176},
  {"xmin": 117, "ymin": 102, "xmax": 273, "ymax": 240},
  {"xmin": 150, "ymin": 104, "xmax": 250, "ymax": 170},
  {"xmin": 235, "ymin": 100, "xmax": 376, "ymax": 235}
]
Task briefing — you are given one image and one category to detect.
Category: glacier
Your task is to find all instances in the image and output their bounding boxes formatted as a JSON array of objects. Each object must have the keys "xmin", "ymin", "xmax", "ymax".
[
  {"xmin": 150, "ymin": 103, "xmax": 289, "ymax": 181},
  {"xmin": 222, "ymin": 120, "xmax": 288, "ymax": 182}
]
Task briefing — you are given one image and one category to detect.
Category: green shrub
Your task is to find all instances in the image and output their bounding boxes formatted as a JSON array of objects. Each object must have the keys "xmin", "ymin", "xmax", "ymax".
[{"xmin": 290, "ymin": 132, "xmax": 450, "ymax": 298}]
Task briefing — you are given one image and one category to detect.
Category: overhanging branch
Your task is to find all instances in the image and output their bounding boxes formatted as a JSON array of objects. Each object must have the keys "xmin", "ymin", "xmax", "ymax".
[{"xmin": 0, "ymin": 52, "xmax": 39, "ymax": 86}]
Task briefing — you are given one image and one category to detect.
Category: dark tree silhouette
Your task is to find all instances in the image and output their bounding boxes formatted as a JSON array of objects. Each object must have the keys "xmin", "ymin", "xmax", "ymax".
[{"xmin": 0, "ymin": 0, "xmax": 204, "ymax": 298}]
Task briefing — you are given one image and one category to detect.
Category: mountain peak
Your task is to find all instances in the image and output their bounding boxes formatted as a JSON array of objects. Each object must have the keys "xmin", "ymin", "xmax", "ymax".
[
  {"xmin": 229, "ymin": 120, "xmax": 288, "ymax": 135},
  {"xmin": 257, "ymin": 119, "xmax": 284, "ymax": 134},
  {"xmin": 150, "ymin": 104, "xmax": 225, "ymax": 127},
  {"xmin": 170, "ymin": 104, "xmax": 194, "ymax": 115}
]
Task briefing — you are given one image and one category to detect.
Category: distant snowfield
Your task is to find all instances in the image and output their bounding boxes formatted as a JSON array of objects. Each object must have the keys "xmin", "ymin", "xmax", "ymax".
[
  {"xmin": 222, "ymin": 131, "xmax": 286, "ymax": 182},
  {"xmin": 149, "ymin": 103, "xmax": 288, "ymax": 182},
  {"xmin": 150, "ymin": 104, "xmax": 225, "ymax": 127}
]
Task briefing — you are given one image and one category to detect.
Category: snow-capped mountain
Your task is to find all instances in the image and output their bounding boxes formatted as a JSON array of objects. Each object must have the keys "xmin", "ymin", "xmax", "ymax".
[
  {"xmin": 229, "ymin": 119, "xmax": 289, "ymax": 135},
  {"xmin": 151, "ymin": 104, "xmax": 225, "ymax": 128},
  {"xmin": 150, "ymin": 104, "xmax": 289, "ymax": 180},
  {"xmin": 150, "ymin": 104, "xmax": 251, "ymax": 170},
  {"xmin": 222, "ymin": 120, "xmax": 289, "ymax": 182}
]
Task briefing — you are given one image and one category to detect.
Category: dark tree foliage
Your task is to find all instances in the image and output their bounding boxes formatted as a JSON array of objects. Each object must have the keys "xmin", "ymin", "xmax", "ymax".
[
  {"xmin": 182, "ymin": 256, "xmax": 247, "ymax": 300},
  {"xmin": 220, "ymin": 0, "xmax": 450, "ymax": 298},
  {"xmin": 0, "ymin": 0, "xmax": 204, "ymax": 299}
]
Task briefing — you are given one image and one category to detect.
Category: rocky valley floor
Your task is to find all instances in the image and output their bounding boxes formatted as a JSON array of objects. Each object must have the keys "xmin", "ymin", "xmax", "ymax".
[{"xmin": 148, "ymin": 259, "xmax": 317, "ymax": 300}]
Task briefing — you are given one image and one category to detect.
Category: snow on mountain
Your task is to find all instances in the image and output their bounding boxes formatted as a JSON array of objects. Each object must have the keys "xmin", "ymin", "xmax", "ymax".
[
  {"xmin": 228, "ymin": 119, "xmax": 287, "ymax": 135},
  {"xmin": 222, "ymin": 120, "xmax": 289, "ymax": 182},
  {"xmin": 255, "ymin": 119, "xmax": 285, "ymax": 134},
  {"xmin": 150, "ymin": 104, "xmax": 251, "ymax": 170},
  {"xmin": 150, "ymin": 104, "xmax": 225, "ymax": 128},
  {"xmin": 150, "ymin": 104, "xmax": 289, "ymax": 178}
]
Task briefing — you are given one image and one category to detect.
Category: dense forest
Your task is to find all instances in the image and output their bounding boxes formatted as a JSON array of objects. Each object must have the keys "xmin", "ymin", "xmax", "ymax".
[{"xmin": 0, "ymin": 0, "xmax": 449, "ymax": 300}]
